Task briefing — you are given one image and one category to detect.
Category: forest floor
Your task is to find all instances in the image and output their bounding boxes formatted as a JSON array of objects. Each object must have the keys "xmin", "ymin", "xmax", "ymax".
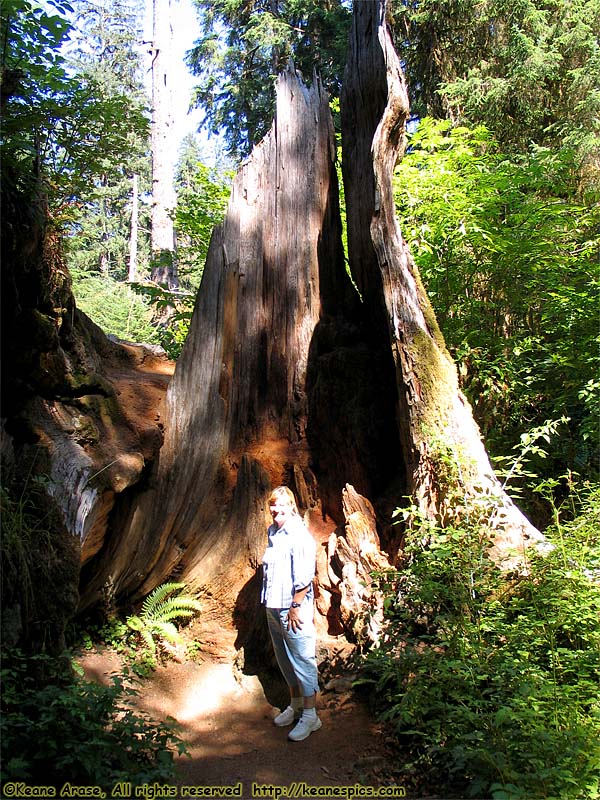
[{"xmin": 78, "ymin": 603, "xmax": 414, "ymax": 800}]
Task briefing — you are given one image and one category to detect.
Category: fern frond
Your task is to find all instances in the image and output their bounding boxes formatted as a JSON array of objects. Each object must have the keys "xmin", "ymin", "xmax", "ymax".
[
  {"xmin": 151, "ymin": 597, "xmax": 202, "ymax": 620},
  {"xmin": 149, "ymin": 598, "xmax": 184, "ymax": 621},
  {"xmin": 129, "ymin": 582, "xmax": 201, "ymax": 659},
  {"xmin": 140, "ymin": 628, "xmax": 156, "ymax": 653},
  {"xmin": 151, "ymin": 621, "xmax": 183, "ymax": 645},
  {"xmin": 159, "ymin": 608, "xmax": 197, "ymax": 623},
  {"xmin": 175, "ymin": 598, "xmax": 202, "ymax": 612},
  {"xmin": 140, "ymin": 582, "xmax": 185, "ymax": 619},
  {"xmin": 144, "ymin": 594, "xmax": 201, "ymax": 622}
]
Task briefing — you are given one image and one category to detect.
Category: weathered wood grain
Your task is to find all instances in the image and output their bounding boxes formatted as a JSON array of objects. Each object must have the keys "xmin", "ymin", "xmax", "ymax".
[
  {"xmin": 80, "ymin": 67, "xmax": 349, "ymax": 611},
  {"xmin": 341, "ymin": 0, "xmax": 545, "ymax": 561}
]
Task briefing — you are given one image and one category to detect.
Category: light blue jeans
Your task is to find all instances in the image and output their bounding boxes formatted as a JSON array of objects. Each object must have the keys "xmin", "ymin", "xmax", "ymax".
[{"xmin": 266, "ymin": 604, "xmax": 319, "ymax": 697}]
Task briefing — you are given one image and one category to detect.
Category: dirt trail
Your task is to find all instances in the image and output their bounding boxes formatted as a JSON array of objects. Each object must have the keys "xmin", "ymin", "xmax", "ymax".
[{"xmin": 80, "ymin": 613, "xmax": 402, "ymax": 800}]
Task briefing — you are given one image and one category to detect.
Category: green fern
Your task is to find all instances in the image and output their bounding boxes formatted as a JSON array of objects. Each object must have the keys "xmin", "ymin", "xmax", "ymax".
[{"xmin": 126, "ymin": 582, "xmax": 201, "ymax": 655}]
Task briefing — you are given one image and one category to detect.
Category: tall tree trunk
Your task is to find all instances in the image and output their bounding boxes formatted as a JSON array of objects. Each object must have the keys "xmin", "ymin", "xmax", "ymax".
[
  {"xmin": 128, "ymin": 172, "xmax": 139, "ymax": 283},
  {"xmin": 150, "ymin": 0, "xmax": 177, "ymax": 288},
  {"xmin": 340, "ymin": 0, "xmax": 544, "ymax": 559},
  {"xmin": 99, "ymin": 178, "xmax": 109, "ymax": 275}
]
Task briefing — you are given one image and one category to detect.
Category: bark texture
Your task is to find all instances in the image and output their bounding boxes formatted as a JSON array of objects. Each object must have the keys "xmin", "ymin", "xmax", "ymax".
[
  {"xmin": 340, "ymin": 0, "xmax": 545, "ymax": 560},
  {"xmin": 78, "ymin": 68, "xmax": 356, "ymax": 616}
]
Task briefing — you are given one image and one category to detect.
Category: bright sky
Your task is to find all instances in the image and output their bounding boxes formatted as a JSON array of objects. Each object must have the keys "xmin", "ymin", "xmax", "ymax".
[{"xmin": 167, "ymin": 0, "xmax": 203, "ymax": 147}]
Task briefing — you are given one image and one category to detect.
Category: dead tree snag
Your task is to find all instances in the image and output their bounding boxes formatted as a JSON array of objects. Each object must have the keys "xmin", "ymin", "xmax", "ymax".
[
  {"xmin": 79, "ymin": 4, "xmax": 545, "ymax": 632},
  {"xmin": 340, "ymin": 0, "xmax": 545, "ymax": 560}
]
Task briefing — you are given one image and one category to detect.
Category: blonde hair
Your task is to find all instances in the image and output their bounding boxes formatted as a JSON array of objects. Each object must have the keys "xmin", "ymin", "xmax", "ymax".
[{"xmin": 268, "ymin": 485, "xmax": 298, "ymax": 514}]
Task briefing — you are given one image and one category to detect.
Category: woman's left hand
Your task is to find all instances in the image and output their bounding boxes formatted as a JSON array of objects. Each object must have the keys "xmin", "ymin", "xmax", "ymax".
[{"xmin": 287, "ymin": 606, "xmax": 303, "ymax": 632}]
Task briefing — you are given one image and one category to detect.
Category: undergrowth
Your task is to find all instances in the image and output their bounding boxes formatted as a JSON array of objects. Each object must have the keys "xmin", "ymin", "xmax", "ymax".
[
  {"xmin": 1, "ymin": 477, "xmax": 198, "ymax": 787},
  {"xmin": 1, "ymin": 478, "xmax": 80, "ymax": 652},
  {"xmin": 0, "ymin": 649, "xmax": 188, "ymax": 789},
  {"xmin": 78, "ymin": 582, "xmax": 202, "ymax": 676},
  {"xmin": 357, "ymin": 478, "xmax": 600, "ymax": 799}
]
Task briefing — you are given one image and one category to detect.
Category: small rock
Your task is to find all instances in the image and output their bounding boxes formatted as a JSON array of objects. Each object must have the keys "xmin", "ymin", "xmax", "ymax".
[{"xmin": 324, "ymin": 675, "xmax": 357, "ymax": 693}]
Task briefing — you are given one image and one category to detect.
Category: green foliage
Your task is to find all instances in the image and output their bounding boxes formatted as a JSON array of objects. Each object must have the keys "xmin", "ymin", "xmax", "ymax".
[
  {"xmin": 442, "ymin": 0, "xmax": 600, "ymax": 159},
  {"xmin": 0, "ymin": 0, "xmax": 149, "ymax": 216},
  {"xmin": 1, "ymin": 482, "xmax": 49, "ymax": 631},
  {"xmin": 71, "ymin": 584, "xmax": 201, "ymax": 678},
  {"xmin": 394, "ymin": 118, "xmax": 600, "ymax": 482},
  {"xmin": 128, "ymin": 282, "xmax": 195, "ymax": 360},
  {"xmin": 359, "ymin": 479, "xmax": 600, "ymax": 799},
  {"xmin": 115, "ymin": 140, "xmax": 236, "ymax": 359},
  {"xmin": 63, "ymin": 0, "xmax": 152, "ymax": 279},
  {"xmin": 0, "ymin": 478, "xmax": 79, "ymax": 653},
  {"xmin": 389, "ymin": 0, "xmax": 490, "ymax": 121},
  {"xmin": 126, "ymin": 582, "xmax": 202, "ymax": 657},
  {"xmin": 78, "ymin": 616, "xmax": 129, "ymax": 654},
  {"xmin": 391, "ymin": 0, "xmax": 600, "ymax": 164},
  {"xmin": 1, "ymin": 0, "xmax": 70, "ymax": 199},
  {"xmin": 187, "ymin": 0, "xmax": 351, "ymax": 160},
  {"xmin": 72, "ymin": 272, "xmax": 161, "ymax": 346},
  {"xmin": 494, "ymin": 417, "xmax": 571, "ymax": 499},
  {"xmin": 0, "ymin": 649, "xmax": 187, "ymax": 787},
  {"xmin": 175, "ymin": 139, "xmax": 232, "ymax": 287}
]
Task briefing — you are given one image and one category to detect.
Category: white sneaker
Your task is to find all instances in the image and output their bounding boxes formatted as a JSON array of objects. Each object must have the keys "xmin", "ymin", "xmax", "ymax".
[
  {"xmin": 288, "ymin": 713, "xmax": 322, "ymax": 741},
  {"xmin": 273, "ymin": 705, "xmax": 300, "ymax": 727}
]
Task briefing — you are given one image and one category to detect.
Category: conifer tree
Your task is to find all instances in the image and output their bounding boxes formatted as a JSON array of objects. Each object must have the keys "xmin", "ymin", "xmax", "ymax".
[
  {"xmin": 174, "ymin": 134, "xmax": 231, "ymax": 293},
  {"xmin": 187, "ymin": 0, "xmax": 351, "ymax": 160},
  {"xmin": 65, "ymin": 0, "xmax": 151, "ymax": 280},
  {"xmin": 391, "ymin": 0, "xmax": 600, "ymax": 162}
]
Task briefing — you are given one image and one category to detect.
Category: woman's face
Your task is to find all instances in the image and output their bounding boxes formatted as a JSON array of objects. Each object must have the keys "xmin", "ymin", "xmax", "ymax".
[{"xmin": 270, "ymin": 498, "xmax": 293, "ymax": 529}]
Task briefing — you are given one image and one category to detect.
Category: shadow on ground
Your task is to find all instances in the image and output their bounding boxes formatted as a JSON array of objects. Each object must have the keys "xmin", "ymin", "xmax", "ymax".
[{"xmin": 79, "ymin": 638, "xmax": 395, "ymax": 797}]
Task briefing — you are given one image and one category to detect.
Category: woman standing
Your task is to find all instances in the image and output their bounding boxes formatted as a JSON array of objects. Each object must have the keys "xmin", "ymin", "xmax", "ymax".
[{"xmin": 261, "ymin": 485, "xmax": 321, "ymax": 741}]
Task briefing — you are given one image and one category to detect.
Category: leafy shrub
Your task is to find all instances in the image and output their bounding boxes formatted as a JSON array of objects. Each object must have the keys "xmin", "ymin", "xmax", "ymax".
[
  {"xmin": 394, "ymin": 119, "xmax": 600, "ymax": 480},
  {"xmin": 128, "ymin": 282, "xmax": 195, "ymax": 359},
  {"xmin": 358, "ymin": 481, "xmax": 600, "ymax": 799},
  {"xmin": 0, "ymin": 650, "xmax": 187, "ymax": 788}
]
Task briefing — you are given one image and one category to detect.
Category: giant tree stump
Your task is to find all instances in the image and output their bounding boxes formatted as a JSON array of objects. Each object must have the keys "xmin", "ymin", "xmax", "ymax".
[{"xmin": 80, "ymin": 8, "xmax": 545, "ymax": 627}]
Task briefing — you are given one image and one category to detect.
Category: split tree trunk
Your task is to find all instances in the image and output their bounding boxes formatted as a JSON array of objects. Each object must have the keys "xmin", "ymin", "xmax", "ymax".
[
  {"xmin": 340, "ymin": 0, "xmax": 545, "ymax": 560},
  {"xmin": 78, "ymin": 68, "xmax": 352, "ymax": 613}
]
